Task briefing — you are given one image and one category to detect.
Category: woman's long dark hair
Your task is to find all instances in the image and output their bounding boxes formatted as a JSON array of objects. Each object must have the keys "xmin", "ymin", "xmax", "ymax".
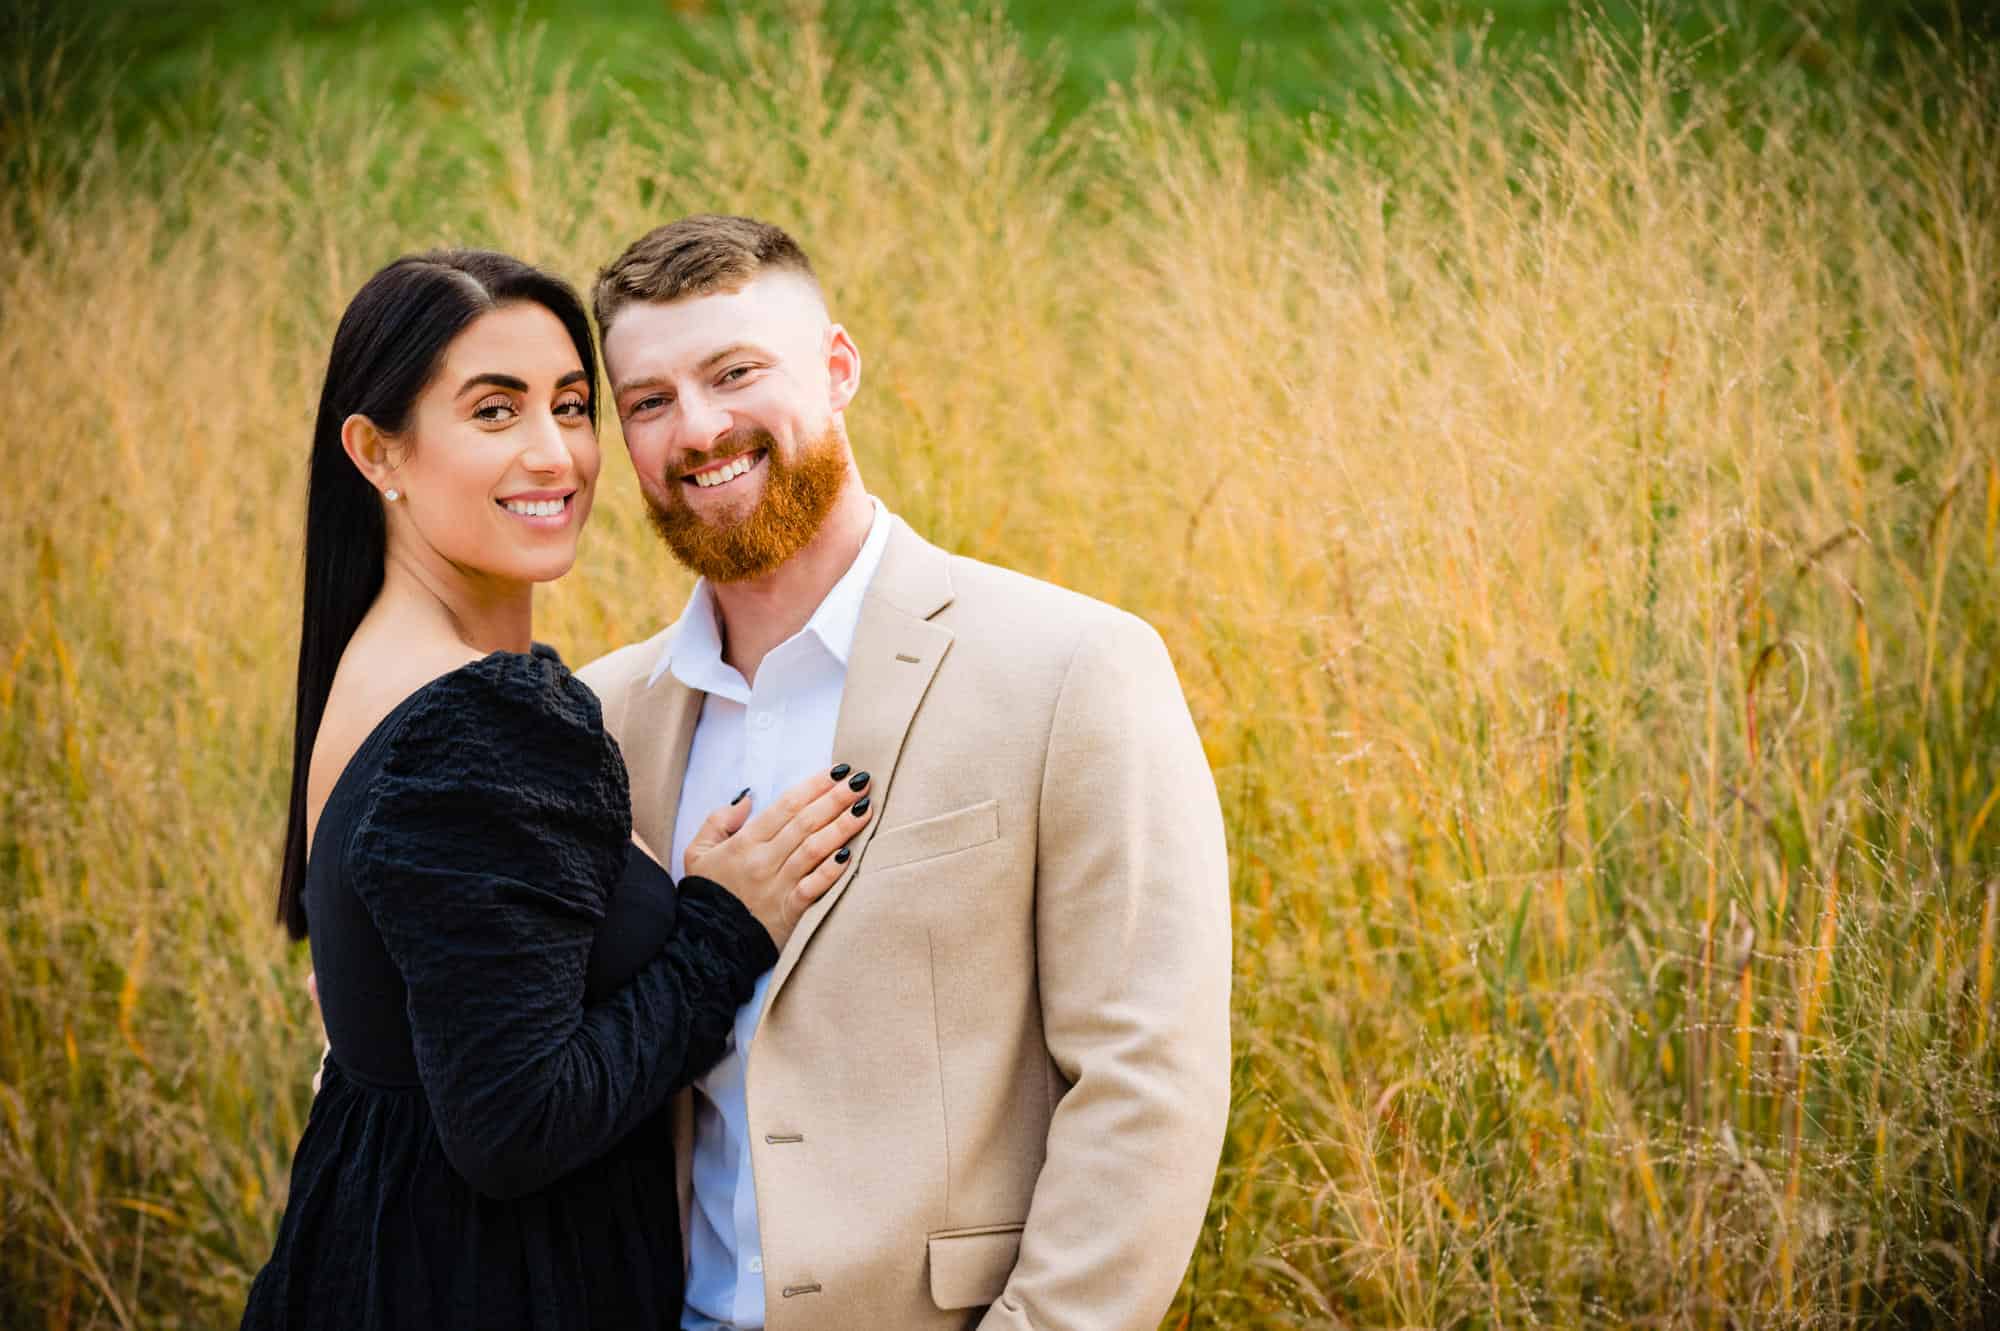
[{"xmin": 277, "ymin": 250, "xmax": 599, "ymax": 938}]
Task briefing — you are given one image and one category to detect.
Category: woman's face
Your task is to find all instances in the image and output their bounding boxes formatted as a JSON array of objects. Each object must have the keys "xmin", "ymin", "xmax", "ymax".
[{"xmin": 382, "ymin": 301, "xmax": 599, "ymax": 585}]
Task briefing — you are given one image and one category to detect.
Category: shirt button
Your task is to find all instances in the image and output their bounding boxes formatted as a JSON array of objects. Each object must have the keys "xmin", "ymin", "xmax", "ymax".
[{"xmin": 748, "ymin": 1257, "xmax": 764, "ymax": 1274}]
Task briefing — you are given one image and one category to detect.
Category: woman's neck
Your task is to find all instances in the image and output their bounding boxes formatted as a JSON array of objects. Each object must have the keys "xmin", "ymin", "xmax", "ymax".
[{"xmin": 378, "ymin": 545, "xmax": 535, "ymax": 656}]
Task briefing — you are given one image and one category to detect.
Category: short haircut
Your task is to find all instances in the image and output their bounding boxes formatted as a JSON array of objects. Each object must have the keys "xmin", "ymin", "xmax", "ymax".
[{"xmin": 592, "ymin": 214, "xmax": 818, "ymax": 333}]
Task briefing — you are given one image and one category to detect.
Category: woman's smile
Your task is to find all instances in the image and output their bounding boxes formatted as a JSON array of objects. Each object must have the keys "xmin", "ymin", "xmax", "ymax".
[{"xmin": 496, "ymin": 489, "xmax": 577, "ymax": 528}]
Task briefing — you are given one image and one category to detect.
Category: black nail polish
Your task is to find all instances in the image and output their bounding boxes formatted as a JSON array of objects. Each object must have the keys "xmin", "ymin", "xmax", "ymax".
[
  {"xmin": 851, "ymin": 797, "xmax": 870, "ymax": 818},
  {"xmin": 829, "ymin": 764, "xmax": 851, "ymax": 781},
  {"xmin": 731, "ymin": 787, "xmax": 750, "ymax": 805},
  {"xmin": 848, "ymin": 770, "xmax": 870, "ymax": 791},
  {"xmin": 834, "ymin": 846, "xmax": 851, "ymax": 864}
]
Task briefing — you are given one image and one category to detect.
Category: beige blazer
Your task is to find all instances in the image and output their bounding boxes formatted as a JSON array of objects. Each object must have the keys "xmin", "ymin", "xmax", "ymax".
[{"xmin": 577, "ymin": 516, "xmax": 1231, "ymax": 1330}]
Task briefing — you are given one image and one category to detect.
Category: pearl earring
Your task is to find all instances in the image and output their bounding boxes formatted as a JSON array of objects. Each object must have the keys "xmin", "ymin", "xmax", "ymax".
[{"xmin": 385, "ymin": 488, "xmax": 400, "ymax": 502}]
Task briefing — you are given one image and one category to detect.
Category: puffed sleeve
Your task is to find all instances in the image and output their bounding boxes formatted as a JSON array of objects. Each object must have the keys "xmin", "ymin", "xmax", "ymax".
[{"xmin": 345, "ymin": 648, "xmax": 776, "ymax": 1200}]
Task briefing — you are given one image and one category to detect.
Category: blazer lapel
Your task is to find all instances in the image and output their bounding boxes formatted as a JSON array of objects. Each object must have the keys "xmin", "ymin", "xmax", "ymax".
[
  {"xmin": 631, "ymin": 673, "xmax": 704, "ymax": 1273},
  {"xmin": 620, "ymin": 670, "xmax": 704, "ymax": 860},
  {"xmin": 763, "ymin": 518, "xmax": 955, "ymax": 1012}
]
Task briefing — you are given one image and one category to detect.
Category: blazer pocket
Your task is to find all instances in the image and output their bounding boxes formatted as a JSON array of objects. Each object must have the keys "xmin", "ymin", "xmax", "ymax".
[
  {"xmin": 863, "ymin": 799, "xmax": 999, "ymax": 874},
  {"xmin": 926, "ymin": 1223, "xmax": 1024, "ymax": 1311}
]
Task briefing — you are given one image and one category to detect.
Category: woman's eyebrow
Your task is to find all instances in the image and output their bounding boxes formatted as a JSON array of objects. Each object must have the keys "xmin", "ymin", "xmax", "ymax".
[
  {"xmin": 456, "ymin": 372, "xmax": 529, "ymax": 397},
  {"xmin": 454, "ymin": 369, "xmax": 588, "ymax": 396}
]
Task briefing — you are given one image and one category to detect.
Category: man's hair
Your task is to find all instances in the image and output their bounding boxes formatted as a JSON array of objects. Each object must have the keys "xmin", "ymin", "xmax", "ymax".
[{"xmin": 592, "ymin": 214, "xmax": 818, "ymax": 333}]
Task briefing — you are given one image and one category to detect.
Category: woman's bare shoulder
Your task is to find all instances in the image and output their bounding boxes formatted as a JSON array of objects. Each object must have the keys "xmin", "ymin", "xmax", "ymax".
[{"xmin": 305, "ymin": 635, "xmax": 482, "ymax": 851}]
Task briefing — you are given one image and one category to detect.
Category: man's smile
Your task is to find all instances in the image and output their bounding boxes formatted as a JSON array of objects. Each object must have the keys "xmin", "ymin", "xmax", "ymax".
[{"xmin": 683, "ymin": 448, "xmax": 766, "ymax": 491}]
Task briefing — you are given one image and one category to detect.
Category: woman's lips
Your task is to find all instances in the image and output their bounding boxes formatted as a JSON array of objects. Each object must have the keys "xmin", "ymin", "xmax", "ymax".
[{"xmin": 496, "ymin": 492, "xmax": 576, "ymax": 528}]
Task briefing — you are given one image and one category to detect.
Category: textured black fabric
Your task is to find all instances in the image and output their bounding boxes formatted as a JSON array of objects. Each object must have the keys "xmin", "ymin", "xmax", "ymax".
[{"xmin": 242, "ymin": 646, "xmax": 776, "ymax": 1331}]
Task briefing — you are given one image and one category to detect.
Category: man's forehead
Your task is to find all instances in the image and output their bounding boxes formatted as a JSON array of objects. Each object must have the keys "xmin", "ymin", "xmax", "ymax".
[{"xmin": 605, "ymin": 271, "xmax": 827, "ymax": 376}]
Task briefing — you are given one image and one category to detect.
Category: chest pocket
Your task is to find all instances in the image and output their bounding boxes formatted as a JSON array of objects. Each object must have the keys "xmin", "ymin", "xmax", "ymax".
[{"xmin": 862, "ymin": 799, "xmax": 999, "ymax": 873}]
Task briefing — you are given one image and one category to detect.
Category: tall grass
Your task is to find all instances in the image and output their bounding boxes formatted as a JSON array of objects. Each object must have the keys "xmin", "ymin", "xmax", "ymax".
[{"xmin": 3, "ymin": 8, "xmax": 1996, "ymax": 1327}]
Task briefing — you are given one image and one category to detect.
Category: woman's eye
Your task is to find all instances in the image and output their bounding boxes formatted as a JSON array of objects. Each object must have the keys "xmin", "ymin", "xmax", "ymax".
[
  {"xmin": 473, "ymin": 400, "xmax": 517, "ymax": 423},
  {"xmin": 555, "ymin": 398, "xmax": 590, "ymax": 421}
]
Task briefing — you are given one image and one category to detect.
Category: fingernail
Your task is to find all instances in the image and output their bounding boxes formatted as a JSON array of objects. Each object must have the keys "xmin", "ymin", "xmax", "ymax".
[
  {"xmin": 829, "ymin": 764, "xmax": 851, "ymax": 781},
  {"xmin": 732, "ymin": 787, "xmax": 750, "ymax": 805},
  {"xmin": 834, "ymin": 846, "xmax": 851, "ymax": 864},
  {"xmin": 851, "ymin": 797, "xmax": 870, "ymax": 818},
  {"xmin": 848, "ymin": 770, "xmax": 870, "ymax": 791}
]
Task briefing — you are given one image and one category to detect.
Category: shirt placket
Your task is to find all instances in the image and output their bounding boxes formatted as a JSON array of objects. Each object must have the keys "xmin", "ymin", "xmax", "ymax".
[
  {"xmin": 731, "ymin": 985, "xmax": 768, "ymax": 1322},
  {"xmin": 744, "ymin": 693, "xmax": 785, "ymax": 807},
  {"xmin": 735, "ymin": 675, "xmax": 788, "ymax": 1323}
]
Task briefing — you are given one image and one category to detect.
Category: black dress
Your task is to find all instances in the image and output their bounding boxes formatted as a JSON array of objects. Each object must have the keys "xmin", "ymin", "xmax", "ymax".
[{"xmin": 242, "ymin": 646, "xmax": 775, "ymax": 1331}]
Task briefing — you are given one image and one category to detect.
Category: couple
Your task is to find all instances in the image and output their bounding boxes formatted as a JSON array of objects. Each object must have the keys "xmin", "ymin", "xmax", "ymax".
[{"xmin": 242, "ymin": 215, "xmax": 1231, "ymax": 1330}]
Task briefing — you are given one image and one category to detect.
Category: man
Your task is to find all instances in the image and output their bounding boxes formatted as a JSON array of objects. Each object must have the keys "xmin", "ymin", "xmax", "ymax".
[{"xmin": 576, "ymin": 214, "xmax": 1231, "ymax": 1330}]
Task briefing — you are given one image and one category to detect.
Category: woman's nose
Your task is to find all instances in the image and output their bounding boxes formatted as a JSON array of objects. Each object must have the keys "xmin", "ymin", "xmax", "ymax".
[{"xmin": 519, "ymin": 412, "xmax": 573, "ymax": 474}]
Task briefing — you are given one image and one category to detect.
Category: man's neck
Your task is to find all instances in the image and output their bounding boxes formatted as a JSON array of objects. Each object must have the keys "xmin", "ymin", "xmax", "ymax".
[{"xmin": 711, "ymin": 475, "xmax": 875, "ymax": 685}]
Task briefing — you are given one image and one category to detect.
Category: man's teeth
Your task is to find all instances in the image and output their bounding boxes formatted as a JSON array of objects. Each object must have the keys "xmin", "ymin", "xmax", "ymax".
[
  {"xmin": 692, "ymin": 454, "xmax": 756, "ymax": 488},
  {"xmin": 502, "ymin": 497, "xmax": 566, "ymax": 517}
]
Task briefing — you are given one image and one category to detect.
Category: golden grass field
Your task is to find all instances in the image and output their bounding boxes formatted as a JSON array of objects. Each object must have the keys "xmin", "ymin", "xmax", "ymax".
[{"xmin": 2, "ymin": 9, "xmax": 1997, "ymax": 1328}]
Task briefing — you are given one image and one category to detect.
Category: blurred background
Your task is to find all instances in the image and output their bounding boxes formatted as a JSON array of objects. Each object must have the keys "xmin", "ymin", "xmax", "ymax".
[{"xmin": 3, "ymin": 1, "xmax": 1997, "ymax": 1327}]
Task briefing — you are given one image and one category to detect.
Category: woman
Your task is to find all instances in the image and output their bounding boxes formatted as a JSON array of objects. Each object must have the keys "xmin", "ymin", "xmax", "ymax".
[{"xmin": 241, "ymin": 250, "xmax": 867, "ymax": 1329}]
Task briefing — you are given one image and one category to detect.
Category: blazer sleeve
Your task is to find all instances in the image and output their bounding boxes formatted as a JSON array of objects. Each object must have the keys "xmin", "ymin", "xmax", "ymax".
[
  {"xmin": 981, "ymin": 613, "xmax": 1234, "ymax": 1331},
  {"xmin": 346, "ymin": 650, "xmax": 777, "ymax": 1201}
]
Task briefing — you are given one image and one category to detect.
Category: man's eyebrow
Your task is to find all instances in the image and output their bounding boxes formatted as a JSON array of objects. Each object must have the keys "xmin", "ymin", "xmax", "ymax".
[
  {"xmin": 611, "ymin": 346, "xmax": 768, "ymax": 398},
  {"xmin": 611, "ymin": 372, "xmax": 672, "ymax": 399},
  {"xmin": 698, "ymin": 342, "xmax": 768, "ymax": 373},
  {"xmin": 456, "ymin": 372, "xmax": 528, "ymax": 396}
]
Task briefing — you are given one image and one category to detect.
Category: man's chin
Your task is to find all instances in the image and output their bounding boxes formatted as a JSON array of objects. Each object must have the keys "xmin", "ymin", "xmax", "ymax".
[
  {"xmin": 642, "ymin": 427, "xmax": 850, "ymax": 582},
  {"xmin": 644, "ymin": 506, "xmax": 747, "ymax": 582}
]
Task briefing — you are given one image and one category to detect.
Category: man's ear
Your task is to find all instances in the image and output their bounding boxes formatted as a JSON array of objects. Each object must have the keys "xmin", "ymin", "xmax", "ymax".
[
  {"xmin": 340, "ymin": 413, "xmax": 402, "ymax": 498},
  {"xmin": 826, "ymin": 324, "xmax": 861, "ymax": 415}
]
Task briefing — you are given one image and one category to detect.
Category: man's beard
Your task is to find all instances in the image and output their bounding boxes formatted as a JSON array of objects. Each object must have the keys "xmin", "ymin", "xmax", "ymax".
[{"xmin": 644, "ymin": 424, "xmax": 849, "ymax": 583}]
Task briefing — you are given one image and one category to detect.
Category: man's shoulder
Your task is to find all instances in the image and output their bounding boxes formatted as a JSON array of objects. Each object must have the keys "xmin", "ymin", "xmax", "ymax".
[
  {"xmin": 571, "ymin": 625, "xmax": 676, "ymax": 703},
  {"xmin": 936, "ymin": 549, "xmax": 1165, "ymax": 666}
]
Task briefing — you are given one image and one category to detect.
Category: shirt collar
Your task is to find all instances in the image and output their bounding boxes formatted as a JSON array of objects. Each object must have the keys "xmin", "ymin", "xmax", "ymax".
[{"xmin": 646, "ymin": 496, "xmax": 892, "ymax": 692}]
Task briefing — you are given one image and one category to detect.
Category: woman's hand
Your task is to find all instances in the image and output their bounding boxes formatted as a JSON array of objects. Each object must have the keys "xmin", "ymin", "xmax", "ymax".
[
  {"xmin": 307, "ymin": 971, "xmax": 330, "ymax": 1094},
  {"xmin": 683, "ymin": 766, "xmax": 873, "ymax": 951}
]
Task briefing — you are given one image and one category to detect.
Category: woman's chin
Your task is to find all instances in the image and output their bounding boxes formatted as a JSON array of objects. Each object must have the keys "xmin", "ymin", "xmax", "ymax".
[
  {"xmin": 524, "ymin": 552, "xmax": 580, "ymax": 584},
  {"xmin": 470, "ymin": 548, "xmax": 579, "ymax": 586}
]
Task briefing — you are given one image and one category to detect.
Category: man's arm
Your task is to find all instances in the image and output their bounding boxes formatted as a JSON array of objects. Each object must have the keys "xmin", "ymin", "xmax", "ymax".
[{"xmin": 980, "ymin": 612, "xmax": 1233, "ymax": 1331}]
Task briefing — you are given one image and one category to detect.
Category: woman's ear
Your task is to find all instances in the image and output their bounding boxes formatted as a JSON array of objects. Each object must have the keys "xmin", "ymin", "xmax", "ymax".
[{"xmin": 340, "ymin": 413, "xmax": 401, "ymax": 499}]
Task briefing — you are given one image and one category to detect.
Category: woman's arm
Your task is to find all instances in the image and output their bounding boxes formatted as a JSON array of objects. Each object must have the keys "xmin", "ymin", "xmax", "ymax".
[{"xmin": 346, "ymin": 653, "xmax": 773, "ymax": 1200}]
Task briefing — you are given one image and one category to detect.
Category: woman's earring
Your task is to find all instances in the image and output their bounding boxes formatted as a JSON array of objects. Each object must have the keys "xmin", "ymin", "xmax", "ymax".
[{"xmin": 384, "ymin": 488, "xmax": 400, "ymax": 502}]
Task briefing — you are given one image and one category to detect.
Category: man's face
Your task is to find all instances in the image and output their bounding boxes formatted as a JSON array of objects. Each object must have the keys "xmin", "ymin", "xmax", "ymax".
[{"xmin": 604, "ymin": 271, "xmax": 859, "ymax": 582}]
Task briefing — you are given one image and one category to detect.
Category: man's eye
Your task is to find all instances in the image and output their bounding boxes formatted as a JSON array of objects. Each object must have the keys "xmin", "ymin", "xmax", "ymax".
[
  {"xmin": 631, "ymin": 395, "xmax": 668, "ymax": 413},
  {"xmin": 720, "ymin": 366, "xmax": 752, "ymax": 384}
]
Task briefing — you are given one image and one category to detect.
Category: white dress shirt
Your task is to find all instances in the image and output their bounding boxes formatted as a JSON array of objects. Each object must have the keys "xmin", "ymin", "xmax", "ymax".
[{"xmin": 661, "ymin": 498, "xmax": 892, "ymax": 1331}]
